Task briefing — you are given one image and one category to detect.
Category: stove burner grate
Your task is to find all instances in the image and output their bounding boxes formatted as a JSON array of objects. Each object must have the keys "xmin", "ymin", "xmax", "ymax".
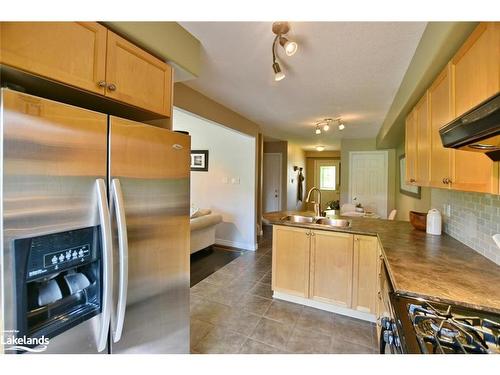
[{"xmin": 408, "ymin": 302, "xmax": 500, "ymax": 354}]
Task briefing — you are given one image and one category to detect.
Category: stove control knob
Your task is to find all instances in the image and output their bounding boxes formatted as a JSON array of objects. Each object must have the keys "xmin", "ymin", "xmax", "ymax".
[
  {"xmin": 381, "ymin": 317, "xmax": 392, "ymax": 330},
  {"xmin": 383, "ymin": 330, "xmax": 394, "ymax": 345},
  {"xmin": 394, "ymin": 336, "xmax": 401, "ymax": 347}
]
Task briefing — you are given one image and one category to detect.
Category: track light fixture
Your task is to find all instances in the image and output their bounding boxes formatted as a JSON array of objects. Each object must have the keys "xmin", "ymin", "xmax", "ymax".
[
  {"xmin": 272, "ymin": 22, "xmax": 298, "ymax": 81},
  {"xmin": 313, "ymin": 118, "xmax": 345, "ymax": 135}
]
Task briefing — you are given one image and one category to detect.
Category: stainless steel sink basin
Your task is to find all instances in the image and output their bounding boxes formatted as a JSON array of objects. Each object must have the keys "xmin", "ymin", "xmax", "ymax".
[
  {"xmin": 314, "ymin": 218, "xmax": 351, "ymax": 228},
  {"xmin": 281, "ymin": 215, "xmax": 315, "ymax": 224}
]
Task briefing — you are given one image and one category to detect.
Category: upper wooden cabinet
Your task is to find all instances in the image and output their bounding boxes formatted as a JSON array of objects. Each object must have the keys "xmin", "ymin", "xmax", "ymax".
[
  {"xmin": 415, "ymin": 93, "xmax": 430, "ymax": 186},
  {"xmin": 106, "ymin": 31, "xmax": 172, "ymax": 117},
  {"xmin": 309, "ymin": 230, "xmax": 353, "ymax": 308},
  {"xmin": 272, "ymin": 225, "xmax": 311, "ymax": 298},
  {"xmin": 428, "ymin": 65, "xmax": 454, "ymax": 188},
  {"xmin": 406, "ymin": 22, "xmax": 500, "ymax": 195},
  {"xmin": 451, "ymin": 22, "xmax": 500, "ymax": 117},
  {"xmin": 351, "ymin": 235, "xmax": 378, "ymax": 314},
  {"xmin": 0, "ymin": 22, "xmax": 173, "ymax": 117},
  {"xmin": 405, "ymin": 110, "xmax": 418, "ymax": 185},
  {"xmin": 0, "ymin": 22, "xmax": 107, "ymax": 95}
]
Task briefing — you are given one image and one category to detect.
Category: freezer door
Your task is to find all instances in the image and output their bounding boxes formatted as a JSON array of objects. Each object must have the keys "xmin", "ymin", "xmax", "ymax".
[
  {"xmin": 109, "ymin": 116, "xmax": 190, "ymax": 354},
  {"xmin": 0, "ymin": 89, "xmax": 110, "ymax": 354}
]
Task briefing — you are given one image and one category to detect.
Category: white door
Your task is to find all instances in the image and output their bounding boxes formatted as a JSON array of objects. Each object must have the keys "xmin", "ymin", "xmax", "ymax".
[
  {"xmin": 263, "ymin": 153, "xmax": 282, "ymax": 212},
  {"xmin": 349, "ymin": 151, "xmax": 388, "ymax": 218}
]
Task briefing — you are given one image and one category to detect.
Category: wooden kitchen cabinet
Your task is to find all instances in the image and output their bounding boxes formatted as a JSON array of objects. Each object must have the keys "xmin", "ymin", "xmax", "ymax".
[
  {"xmin": 451, "ymin": 22, "xmax": 499, "ymax": 118},
  {"xmin": 352, "ymin": 235, "xmax": 378, "ymax": 314},
  {"xmin": 428, "ymin": 65, "xmax": 454, "ymax": 188},
  {"xmin": 105, "ymin": 31, "xmax": 173, "ymax": 117},
  {"xmin": 0, "ymin": 22, "xmax": 173, "ymax": 118},
  {"xmin": 309, "ymin": 230, "xmax": 353, "ymax": 308},
  {"xmin": 0, "ymin": 22, "xmax": 107, "ymax": 95},
  {"xmin": 415, "ymin": 93, "xmax": 430, "ymax": 186},
  {"xmin": 405, "ymin": 109, "xmax": 418, "ymax": 185},
  {"xmin": 272, "ymin": 226, "xmax": 311, "ymax": 298},
  {"xmin": 406, "ymin": 22, "xmax": 499, "ymax": 194}
]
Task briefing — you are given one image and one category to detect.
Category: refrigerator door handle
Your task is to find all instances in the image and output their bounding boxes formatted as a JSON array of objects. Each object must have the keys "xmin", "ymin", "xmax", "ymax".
[
  {"xmin": 111, "ymin": 178, "xmax": 129, "ymax": 343},
  {"xmin": 95, "ymin": 178, "xmax": 113, "ymax": 352}
]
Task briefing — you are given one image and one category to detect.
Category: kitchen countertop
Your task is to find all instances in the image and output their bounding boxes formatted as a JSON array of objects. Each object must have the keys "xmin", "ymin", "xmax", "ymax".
[{"xmin": 263, "ymin": 210, "xmax": 500, "ymax": 315}]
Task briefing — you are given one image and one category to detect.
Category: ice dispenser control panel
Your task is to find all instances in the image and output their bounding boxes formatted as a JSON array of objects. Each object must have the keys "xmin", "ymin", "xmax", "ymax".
[{"xmin": 24, "ymin": 228, "xmax": 96, "ymax": 282}]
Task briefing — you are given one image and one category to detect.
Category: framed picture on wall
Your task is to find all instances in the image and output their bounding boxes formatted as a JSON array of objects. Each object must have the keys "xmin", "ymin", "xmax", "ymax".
[
  {"xmin": 399, "ymin": 154, "xmax": 421, "ymax": 198},
  {"xmin": 191, "ymin": 150, "xmax": 209, "ymax": 172}
]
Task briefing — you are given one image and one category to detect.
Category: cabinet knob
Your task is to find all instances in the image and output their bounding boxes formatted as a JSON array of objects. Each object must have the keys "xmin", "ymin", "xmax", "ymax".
[
  {"xmin": 97, "ymin": 80, "xmax": 107, "ymax": 88},
  {"xmin": 107, "ymin": 83, "xmax": 117, "ymax": 91},
  {"xmin": 409, "ymin": 178, "xmax": 416, "ymax": 183}
]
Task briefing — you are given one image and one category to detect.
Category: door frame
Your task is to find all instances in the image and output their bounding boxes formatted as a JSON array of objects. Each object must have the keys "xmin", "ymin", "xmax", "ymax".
[
  {"xmin": 348, "ymin": 151, "xmax": 389, "ymax": 218},
  {"xmin": 263, "ymin": 152, "xmax": 282, "ymax": 212}
]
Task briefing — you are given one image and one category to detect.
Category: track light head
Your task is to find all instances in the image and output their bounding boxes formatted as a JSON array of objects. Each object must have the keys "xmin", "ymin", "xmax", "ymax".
[
  {"xmin": 323, "ymin": 123, "xmax": 330, "ymax": 131},
  {"xmin": 315, "ymin": 126, "xmax": 321, "ymax": 135},
  {"xmin": 279, "ymin": 37, "xmax": 298, "ymax": 56},
  {"xmin": 338, "ymin": 123, "xmax": 345, "ymax": 130},
  {"xmin": 272, "ymin": 62, "xmax": 285, "ymax": 81}
]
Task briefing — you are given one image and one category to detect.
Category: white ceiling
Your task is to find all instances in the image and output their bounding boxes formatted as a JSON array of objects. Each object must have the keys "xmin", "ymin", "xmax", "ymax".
[{"xmin": 180, "ymin": 22, "xmax": 426, "ymax": 150}]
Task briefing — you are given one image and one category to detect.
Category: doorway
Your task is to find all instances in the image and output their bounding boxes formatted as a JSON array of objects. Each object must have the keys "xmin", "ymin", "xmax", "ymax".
[
  {"xmin": 348, "ymin": 151, "xmax": 388, "ymax": 218},
  {"xmin": 263, "ymin": 153, "xmax": 282, "ymax": 212}
]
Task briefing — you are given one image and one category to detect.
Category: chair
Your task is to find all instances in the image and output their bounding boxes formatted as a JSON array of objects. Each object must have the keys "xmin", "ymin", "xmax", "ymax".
[{"xmin": 388, "ymin": 209, "xmax": 397, "ymax": 220}]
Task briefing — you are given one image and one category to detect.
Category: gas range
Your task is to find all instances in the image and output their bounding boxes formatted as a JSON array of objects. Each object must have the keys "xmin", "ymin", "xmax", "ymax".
[{"xmin": 384, "ymin": 294, "xmax": 500, "ymax": 354}]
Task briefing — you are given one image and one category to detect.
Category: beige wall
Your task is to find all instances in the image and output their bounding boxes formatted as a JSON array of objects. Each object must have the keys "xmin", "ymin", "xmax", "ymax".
[
  {"xmin": 394, "ymin": 142, "xmax": 431, "ymax": 220},
  {"xmin": 306, "ymin": 157, "xmax": 341, "ymax": 212},
  {"xmin": 340, "ymin": 138, "xmax": 396, "ymax": 218},
  {"xmin": 173, "ymin": 83, "xmax": 264, "ymax": 237},
  {"xmin": 263, "ymin": 141, "xmax": 288, "ymax": 211},
  {"xmin": 287, "ymin": 142, "xmax": 307, "ymax": 211}
]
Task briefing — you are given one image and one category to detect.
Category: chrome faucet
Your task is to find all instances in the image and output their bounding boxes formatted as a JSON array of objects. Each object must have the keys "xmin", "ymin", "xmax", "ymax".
[{"xmin": 306, "ymin": 187, "xmax": 323, "ymax": 217}]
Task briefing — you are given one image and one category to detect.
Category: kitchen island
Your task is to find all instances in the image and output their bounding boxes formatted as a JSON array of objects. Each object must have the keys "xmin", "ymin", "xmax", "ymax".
[{"xmin": 263, "ymin": 210, "xmax": 500, "ymax": 315}]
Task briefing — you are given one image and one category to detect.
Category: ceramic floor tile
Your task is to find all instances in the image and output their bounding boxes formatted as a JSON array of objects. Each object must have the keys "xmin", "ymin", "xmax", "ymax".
[
  {"xmin": 216, "ymin": 309, "xmax": 261, "ymax": 336},
  {"xmin": 332, "ymin": 315, "xmax": 377, "ymax": 348},
  {"xmin": 286, "ymin": 327, "xmax": 333, "ymax": 354},
  {"xmin": 264, "ymin": 300, "xmax": 303, "ymax": 325},
  {"xmin": 330, "ymin": 336, "xmax": 378, "ymax": 354},
  {"xmin": 249, "ymin": 282, "xmax": 274, "ymax": 299},
  {"xmin": 294, "ymin": 306, "xmax": 336, "ymax": 335},
  {"xmin": 250, "ymin": 317, "xmax": 292, "ymax": 349},
  {"xmin": 239, "ymin": 294, "xmax": 273, "ymax": 316},
  {"xmin": 190, "ymin": 319, "xmax": 214, "ymax": 349},
  {"xmin": 193, "ymin": 326, "xmax": 246, "ymax": 354},
  {"xmin": 190, "ymin": 298, "xmax": 232, "ymax": 325},
  {"xmin": 259, "ymin": 270, "xmax": 272, "ymax": 285},
  {"xmin": 239, "ymin": 338, "xmax": 288, "ymax": 354}
]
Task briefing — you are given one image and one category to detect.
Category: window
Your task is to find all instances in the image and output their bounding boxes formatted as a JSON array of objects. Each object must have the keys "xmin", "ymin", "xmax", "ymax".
[{"xmin": 319, "ymin": 165, "xmax": 336, "ymax": 190}]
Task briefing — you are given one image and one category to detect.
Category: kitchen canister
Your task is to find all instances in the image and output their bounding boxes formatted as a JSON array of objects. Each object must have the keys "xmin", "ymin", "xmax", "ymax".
[{"xmin": 426, "ymin": 209, "xmax": 442, "ymax": 235}]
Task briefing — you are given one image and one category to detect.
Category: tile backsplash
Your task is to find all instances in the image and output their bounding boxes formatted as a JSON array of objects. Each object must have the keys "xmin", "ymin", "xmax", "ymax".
[{"xmin": 431, "ymin": 189, "xmax": 500, "ymax": 265}]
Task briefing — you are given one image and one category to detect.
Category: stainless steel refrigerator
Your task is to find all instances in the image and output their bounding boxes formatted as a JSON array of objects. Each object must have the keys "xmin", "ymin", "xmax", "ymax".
[{"xmin": 0, "ymin": 89, "xmax": 190, "ymax": 354}]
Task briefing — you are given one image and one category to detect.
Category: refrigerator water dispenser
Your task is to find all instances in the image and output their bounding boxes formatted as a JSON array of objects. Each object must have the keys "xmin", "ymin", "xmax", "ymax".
[{"xmin": 14, "ymin": 226, "xmax": 103, "ymax": 344}]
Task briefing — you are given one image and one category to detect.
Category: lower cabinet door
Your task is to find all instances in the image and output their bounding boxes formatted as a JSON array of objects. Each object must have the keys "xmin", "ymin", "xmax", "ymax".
[
  {"xmin": 272, "ymin": 226, "xmax": 311, "ymax": 298},
  {"xmin": 352, "ymin": 235, "xmax": 379, "ymax": 314},
  {"xmin": 309, "ymin": 230, "xmax": 354, "ymax": 307}
]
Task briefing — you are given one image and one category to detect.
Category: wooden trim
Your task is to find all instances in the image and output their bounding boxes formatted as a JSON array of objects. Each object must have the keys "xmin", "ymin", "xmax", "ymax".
[{"xmin": 273, "ymin": 291, "xmax": 376, "ymax": 323}]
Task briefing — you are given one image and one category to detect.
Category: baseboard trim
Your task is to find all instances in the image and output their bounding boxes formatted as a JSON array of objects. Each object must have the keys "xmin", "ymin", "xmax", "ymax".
[
  {"xmin": 215, "ymin": 238, "xmax": 257, "ymax": 251},
  {"xmin": 273, "ymin": 292, "xmax": 376, "ymax": 323}
]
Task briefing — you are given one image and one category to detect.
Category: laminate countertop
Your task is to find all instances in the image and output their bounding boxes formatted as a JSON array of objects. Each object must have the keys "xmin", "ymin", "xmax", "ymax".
[{"xmin": 263, "ymin": 210, "xmax": 500, "ymax": 314}]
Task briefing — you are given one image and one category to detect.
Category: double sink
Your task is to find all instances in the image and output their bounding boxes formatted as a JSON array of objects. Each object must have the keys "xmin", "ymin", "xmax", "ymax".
[{"xmin": 280, "ymin": 215, "xmax": 351, "ymax": 228}]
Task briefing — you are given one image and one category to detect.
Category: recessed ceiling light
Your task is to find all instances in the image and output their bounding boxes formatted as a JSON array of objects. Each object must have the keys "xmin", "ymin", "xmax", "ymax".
[{"xmin": 316, "ymin": 146, "xmax": 325, "ymax": 152}]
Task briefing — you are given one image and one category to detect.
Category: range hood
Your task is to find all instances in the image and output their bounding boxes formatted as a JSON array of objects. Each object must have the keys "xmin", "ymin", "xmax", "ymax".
[{"xmin": 440, "ymin": 93, "xmax": 500, "ymax": 161}]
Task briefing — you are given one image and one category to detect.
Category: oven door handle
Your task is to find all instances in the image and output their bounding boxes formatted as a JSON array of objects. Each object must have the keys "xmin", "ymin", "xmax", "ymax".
[
  {"xmin": 95, "ymin": 178, "xmax": 113, "ymax": 352},
  {"xmin": 111, "ymin": 178, "xmax": 128, "ymax": 343}
]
